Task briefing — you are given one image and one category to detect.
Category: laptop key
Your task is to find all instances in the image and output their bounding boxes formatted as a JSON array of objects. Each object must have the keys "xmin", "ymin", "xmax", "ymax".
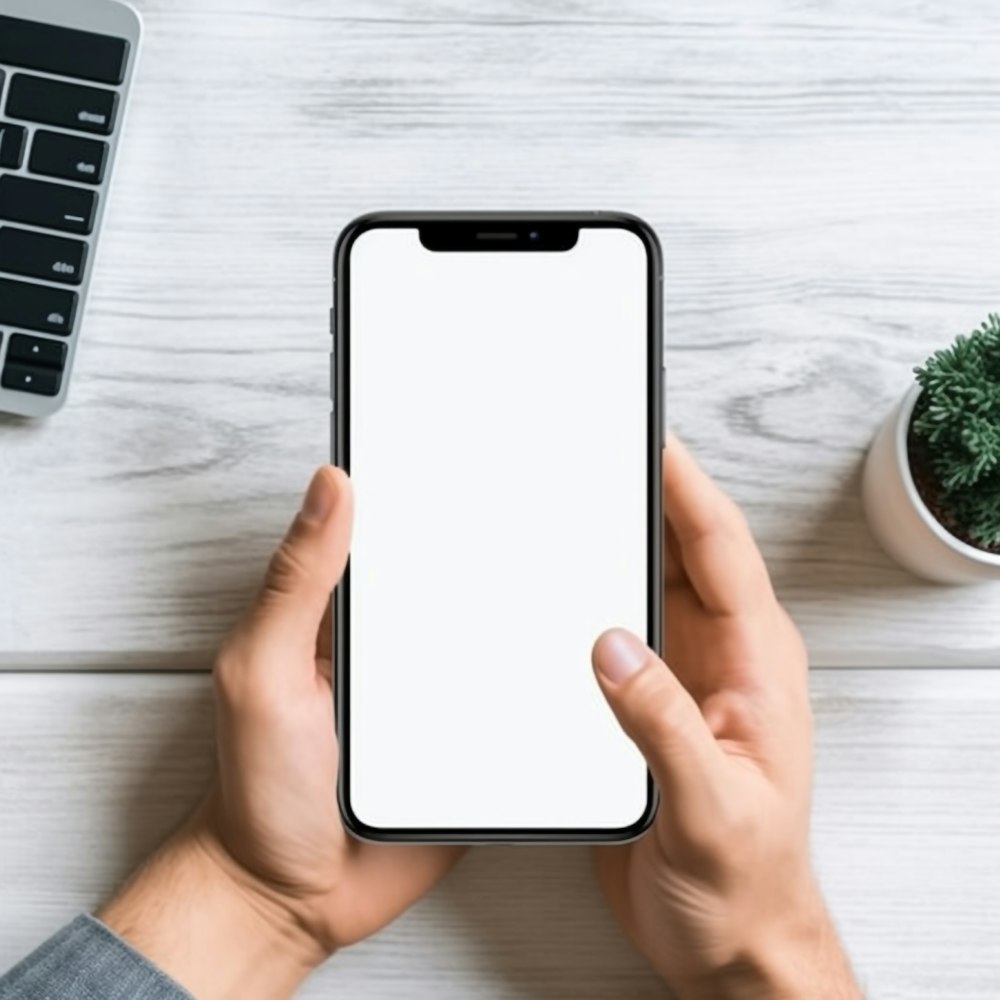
[
  {"xmin": 28, "ymin": 130, "xmax": 108, "ymax": 185},
  {"xmin": 6, "ymin": 74, "xmax": 119, "ymax": 136},
  {"xmin": 7, "ymin": 334, "xmax": 68, "ymax": 371},
  {"xmin": 1, "ymin": 362, "xmax": 62, "ymax": 397},
  {"xmin": 0, "ymin": 122, "xmax": 28, "ymax": 168},
  {"xmin": 0, "ymin": 278, "xmax": 77, "ymax": 335},
  {"xmin": 0, "ymin": 14, "xmax": 129, "ymax": 86},
  {"xmin": 0, "ymin": 175, "xmax": 98, "ymax": 236},
  {"xmin": 0, "ymin": 227, "xmax": 89, "ymax": 286}
]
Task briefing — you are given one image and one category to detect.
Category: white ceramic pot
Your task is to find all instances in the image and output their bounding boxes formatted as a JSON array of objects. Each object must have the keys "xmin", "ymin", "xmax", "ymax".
[{"xmin": 862, "ymin": 384, "xmax": 1000, "ymax": 584}]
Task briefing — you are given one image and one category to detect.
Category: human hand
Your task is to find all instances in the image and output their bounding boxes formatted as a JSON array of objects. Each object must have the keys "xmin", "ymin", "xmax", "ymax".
[
  {"xmin": 591, "ymin": 437, "xmax": 860, "ymax": 1000},
  {"xmin": 100, "ymin": 468, "xmax": 462, "ymax": 1000}
]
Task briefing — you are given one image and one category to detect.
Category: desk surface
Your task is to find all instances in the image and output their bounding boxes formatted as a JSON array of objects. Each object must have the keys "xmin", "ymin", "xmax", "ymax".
[
  {"xmin": 1, "ymin": 1, "xmax": 999, "ymax": 995},
  {"xmin": 2, "ymin": 670, "xmax": 999, "ymax": 998},
  {"xmin": 1, "ymin": 0, "xmax": 1000, "ymax": 668}
]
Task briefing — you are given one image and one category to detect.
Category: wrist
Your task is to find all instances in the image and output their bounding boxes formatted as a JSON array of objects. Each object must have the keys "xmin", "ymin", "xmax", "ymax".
[
  {"xmin": 675, "ymin": 876, "xmax": 861, "ymax": 1000},
  {"xmin": 98, "ymin": 823, "xmax": 328, "ymax": 1000}
]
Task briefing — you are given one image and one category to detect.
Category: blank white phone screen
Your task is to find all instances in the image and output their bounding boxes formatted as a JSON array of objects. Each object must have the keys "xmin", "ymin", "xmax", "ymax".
[{"xmin": 346, "ymin": 225, "xmax": 652, "ymax": 831}]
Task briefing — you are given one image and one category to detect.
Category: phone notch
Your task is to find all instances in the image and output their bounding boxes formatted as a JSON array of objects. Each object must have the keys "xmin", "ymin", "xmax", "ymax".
[{"xmin": 419, "ymin": 223, "xmax": 579, "ymax": 252}]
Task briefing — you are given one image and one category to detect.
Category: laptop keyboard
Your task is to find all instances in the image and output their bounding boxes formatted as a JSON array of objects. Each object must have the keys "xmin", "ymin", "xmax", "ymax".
[{"xmin": 0, "ymin": 6, "xmax": 137, "ymax": 413}]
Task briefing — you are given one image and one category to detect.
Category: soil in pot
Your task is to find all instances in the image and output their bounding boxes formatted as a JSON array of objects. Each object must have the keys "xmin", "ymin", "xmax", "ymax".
[{"xmin": 906, "ymin": 396, "xmax": 1000, "ymax": 556}]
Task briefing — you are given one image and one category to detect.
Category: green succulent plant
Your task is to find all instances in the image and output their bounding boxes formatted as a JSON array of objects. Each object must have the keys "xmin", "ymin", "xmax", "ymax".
[{"xmin": 912, "ymin": 313, "xmax": 1000, "ymax": 550}]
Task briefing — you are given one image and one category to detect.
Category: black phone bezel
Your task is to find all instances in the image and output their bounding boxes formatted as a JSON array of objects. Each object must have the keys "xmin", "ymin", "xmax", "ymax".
[{"xmin": 332, "ymin": 211, "xmax": 663, "ymax": 844}]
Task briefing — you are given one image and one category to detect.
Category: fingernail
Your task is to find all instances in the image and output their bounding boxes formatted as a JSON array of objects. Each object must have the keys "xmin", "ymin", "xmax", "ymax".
[
  {"xmin": 595, "ymin": 629, "xmax": 650, "ymax": 684},
  {"xmin": 301, "ymin": 469, "xmax": 337, "ymax": 523}
]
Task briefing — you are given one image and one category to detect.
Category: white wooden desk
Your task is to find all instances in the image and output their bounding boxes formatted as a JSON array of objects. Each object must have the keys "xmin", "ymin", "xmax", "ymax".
[{"xmin": 2, "ymin": 1, "xmax": 999, "ymax": 995}]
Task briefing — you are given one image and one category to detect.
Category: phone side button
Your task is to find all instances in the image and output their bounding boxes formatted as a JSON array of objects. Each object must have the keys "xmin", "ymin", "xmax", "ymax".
[{"xmin": 329, "ymin": 306, "xmax": 336, "ymax": 337}]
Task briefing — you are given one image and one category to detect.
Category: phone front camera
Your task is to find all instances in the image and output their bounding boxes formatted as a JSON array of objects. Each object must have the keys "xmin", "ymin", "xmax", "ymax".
[{"xmin": 528, "ymin": 231, "xmax": 541, "ymax": 242}]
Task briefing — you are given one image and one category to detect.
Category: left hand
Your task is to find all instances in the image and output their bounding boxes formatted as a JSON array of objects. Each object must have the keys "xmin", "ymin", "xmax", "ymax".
[{"xmin": 101, "ymin": 467, "xmax": 463, "ymax": 1000}]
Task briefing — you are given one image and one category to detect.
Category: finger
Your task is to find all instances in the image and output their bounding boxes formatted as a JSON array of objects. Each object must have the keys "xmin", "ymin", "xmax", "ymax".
[
  {"xmin": 592, "ymin": 628, "xmax": 724, "ymax": 816},
  {"xmin": 663, "ymin": 449, "xmax": 688, "ymax": 589},
  {"xmin": 663, "ymin": 434, "xmax": 772, "ymax": 614},
  {"xmin": 317, "ymin": 600, "xmax": 333, "ymax": 664},
  {"xmin": 664, "ymin": 516, "xmax": 686, "ymax": 589},
  {"xmin": 239, "ymin": 467, "xmax": 353, "ymax": 665}
]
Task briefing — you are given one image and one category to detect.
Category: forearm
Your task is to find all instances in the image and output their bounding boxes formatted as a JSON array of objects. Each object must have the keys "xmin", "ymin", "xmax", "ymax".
[
  {"xmin": 677, "ymin": 883, "xmax": 862, "ymax": 1000},
  {"xmin": 98, "ymin": 823, "xmax": 326, "ymax": 1000}
]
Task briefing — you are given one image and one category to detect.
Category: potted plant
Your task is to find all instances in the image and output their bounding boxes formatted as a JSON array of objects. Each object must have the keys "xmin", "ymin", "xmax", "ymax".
[{"xmin": 862, "ymin": 314, "xmax": 1000, "ymax": 583}]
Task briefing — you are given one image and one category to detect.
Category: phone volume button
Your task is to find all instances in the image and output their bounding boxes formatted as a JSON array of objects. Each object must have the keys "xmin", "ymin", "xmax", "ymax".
[{"xmin": 329, "ymin": 306, "xmax": 336, "ymax": 337}]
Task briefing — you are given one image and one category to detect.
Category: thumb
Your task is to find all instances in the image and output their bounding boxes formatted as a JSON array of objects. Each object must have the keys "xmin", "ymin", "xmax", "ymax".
[
  {"xmin": 592, "ymin": 629, "xmax": 724, "ymax": 816},
  {"xmin": 242, "ymin": 466, "xmax": 354, "ymax": 654}
]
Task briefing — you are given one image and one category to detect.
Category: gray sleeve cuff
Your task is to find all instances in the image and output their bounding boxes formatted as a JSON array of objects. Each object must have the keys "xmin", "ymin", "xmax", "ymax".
[{"xmin": 0, "ymin": 914, "xmax": 194, "ymax": 1000}]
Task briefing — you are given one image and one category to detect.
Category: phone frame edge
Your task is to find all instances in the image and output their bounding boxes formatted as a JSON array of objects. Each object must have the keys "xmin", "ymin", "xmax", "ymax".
[{"xmin": 332, "ymin": 210, "xmax": 663, "ymax": 845}]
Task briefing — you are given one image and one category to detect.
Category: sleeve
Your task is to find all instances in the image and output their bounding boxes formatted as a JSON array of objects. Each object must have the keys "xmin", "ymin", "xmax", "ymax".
[{"xmin": 0, "ymin": 914, "xmax": 194, "ymax": 1000}]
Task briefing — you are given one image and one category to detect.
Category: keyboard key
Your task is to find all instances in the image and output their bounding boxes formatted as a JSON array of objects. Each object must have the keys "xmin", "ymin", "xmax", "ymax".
[
  {"xmin": 0, "ymin": 15, "xmax": 129, "ymax": 86},
  {"xmin": 7, "ymin": 333, "xmax": 67, "ymax": 371},
  {"xmin": 28, "ymin": 130, "xmax": 108, "ymax": 185},
  {"xmin": 1, "ymin": 362, "xmax": 62, "ymax": 397},
  {"xmin": 0, "ymin": 122, "xmax": 27, "ymax": 168},
  {"xmin": 6, "ymin": 75, "xmax": 119, "ymax": 136},
  {"xmin": 0, "ymin": 175, "xmax": 98, "ymax": 236},
  {"xmin": 0, "ymin": 278, "xmax": 77, "ymax": 335},
  {"xmin": 0, "ymin": 227, "xmax": 88, "ymax": 286}
]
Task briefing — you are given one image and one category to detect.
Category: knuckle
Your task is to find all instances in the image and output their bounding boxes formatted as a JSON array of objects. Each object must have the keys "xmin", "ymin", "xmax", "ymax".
[
  {"xmin": 626, "ymin": 667, "xmax": 696, "ymax": 742},
  {"xmin": 723, "ymin": 498, "xmax": 752, "ymax": 536},
  {"xmin": 213, "ymin": 633, "xmax": 273, "ymax": 716},
  {"xmin": 654, "ymin": 689, "xmax": 695, "ymax": 741},
  {"xmin": 213, "ymin": 640, "xmax": 245, "ymax": 695},
  {"xmin": 687, "ymin": 506, "xmax": 727, "ymax": 544},
  {"xmin": 264, "ymin": 533, "xmax": 314, "ymax": 599}
]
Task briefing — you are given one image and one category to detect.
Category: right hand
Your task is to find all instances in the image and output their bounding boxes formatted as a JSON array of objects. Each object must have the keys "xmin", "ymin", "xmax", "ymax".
[{"xmin": 591, "ymin": 436, "xmax": 860, "ymax": 999}]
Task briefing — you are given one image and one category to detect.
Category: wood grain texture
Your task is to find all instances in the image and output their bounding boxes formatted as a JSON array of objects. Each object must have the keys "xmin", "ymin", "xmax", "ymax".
[
  {"xmin": 1, "ymin": 669, "xmax": 998, "ymax": 997},
  {"xmin": 2, "ymin": 4, "xmax": 999, "ymax": 995},
  {"xmin": 1, "ymin": 0, "xmax": 1000, "ymax": 667}
]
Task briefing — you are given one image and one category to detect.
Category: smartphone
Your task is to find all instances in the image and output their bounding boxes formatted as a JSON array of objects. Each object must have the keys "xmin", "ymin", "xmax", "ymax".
[{"xmin": 332, "ymin": 212, "xmax": 662, "ymax": 843}]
